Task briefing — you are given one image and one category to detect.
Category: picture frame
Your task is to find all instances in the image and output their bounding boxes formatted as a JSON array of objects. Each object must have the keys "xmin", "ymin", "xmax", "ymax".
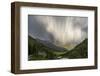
[{"xmin": 11, "ymin": 2, "xmax": 98, "ymax": 74}]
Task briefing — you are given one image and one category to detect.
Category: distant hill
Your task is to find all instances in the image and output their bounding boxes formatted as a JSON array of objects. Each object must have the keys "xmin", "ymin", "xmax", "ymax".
[
  {"xmin": 36, "ymin": 38, "xmax": 67, "ymax": 52},
  {"xmin": 62, "ymin": 39, "xmax": 88, "ymax": 59},
  {"xmin": 28, "ymin": 35, "xmax": 88, "ymax": 60}
]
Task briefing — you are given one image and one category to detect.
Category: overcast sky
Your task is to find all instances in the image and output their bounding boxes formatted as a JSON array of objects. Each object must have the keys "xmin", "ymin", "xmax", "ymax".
[{"xmin": 28, "ymin": 15, "xmax": 88, "ymax": 50}]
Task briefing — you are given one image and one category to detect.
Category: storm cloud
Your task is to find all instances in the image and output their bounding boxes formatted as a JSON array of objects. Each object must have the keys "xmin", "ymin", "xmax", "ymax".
[{"xmin": 28, "ymin": 15, "xmax": 88, "ymax": 50}]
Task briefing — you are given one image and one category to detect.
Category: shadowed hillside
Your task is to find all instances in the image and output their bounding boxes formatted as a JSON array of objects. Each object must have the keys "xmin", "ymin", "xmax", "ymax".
[{"xmin": 28, "ymin": 36, "xmax": 68, "ymax": 60}]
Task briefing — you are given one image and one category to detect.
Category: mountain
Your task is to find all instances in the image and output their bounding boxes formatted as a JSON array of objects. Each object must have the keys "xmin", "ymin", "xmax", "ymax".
[
  {"xmin": 28, "ymin": 35, "xmax": 68, "ymax": 60},
  {"xmin": 62, "ymin": 39, "xmax": 88, "ymax": 59},
  {"xmin": 28, "ymin": 35, "xmax": 88, "ymax": 60}
]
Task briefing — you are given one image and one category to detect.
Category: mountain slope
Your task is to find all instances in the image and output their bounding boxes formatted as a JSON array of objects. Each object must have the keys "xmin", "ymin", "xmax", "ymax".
[
  {"xmin": 62, "ymin": 39, "xmax": 88, "ymax": 59},
  {"xmin": 28, "ymin": 36, "xmax": 68, "ymax": 60}
]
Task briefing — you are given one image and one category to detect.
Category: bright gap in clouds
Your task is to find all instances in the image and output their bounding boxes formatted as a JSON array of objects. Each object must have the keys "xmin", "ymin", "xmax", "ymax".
[{"xmin": 28, "ymin": 15, "xmax": 88, "ymax": 50}]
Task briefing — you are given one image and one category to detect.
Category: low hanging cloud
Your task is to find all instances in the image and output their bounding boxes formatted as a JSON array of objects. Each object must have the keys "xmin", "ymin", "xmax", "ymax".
[{"xmin": 28, "ymin": 15, "xmax": 88, "ymax": 50}]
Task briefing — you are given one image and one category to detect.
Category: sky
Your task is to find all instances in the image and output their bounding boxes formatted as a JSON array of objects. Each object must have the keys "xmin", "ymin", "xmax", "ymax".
[{"xmin": 28, "ymin": 15, "xmax": 88, "ymax": 50}]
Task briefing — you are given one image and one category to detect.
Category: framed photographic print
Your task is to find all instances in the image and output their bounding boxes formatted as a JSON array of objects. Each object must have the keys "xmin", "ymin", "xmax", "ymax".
[{"xmin": 11, "ymin": 2, "xmax": 98, "ymax": 74}]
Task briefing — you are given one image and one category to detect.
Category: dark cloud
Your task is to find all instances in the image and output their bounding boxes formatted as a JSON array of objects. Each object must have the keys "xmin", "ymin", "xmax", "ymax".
[
  {"xmin": 28, "ymin": 15, "xmax": 88, "ymax": 50},
  {"xmin": 28, "ymin": 15, "xmax": 49, "ymax": 40}
]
